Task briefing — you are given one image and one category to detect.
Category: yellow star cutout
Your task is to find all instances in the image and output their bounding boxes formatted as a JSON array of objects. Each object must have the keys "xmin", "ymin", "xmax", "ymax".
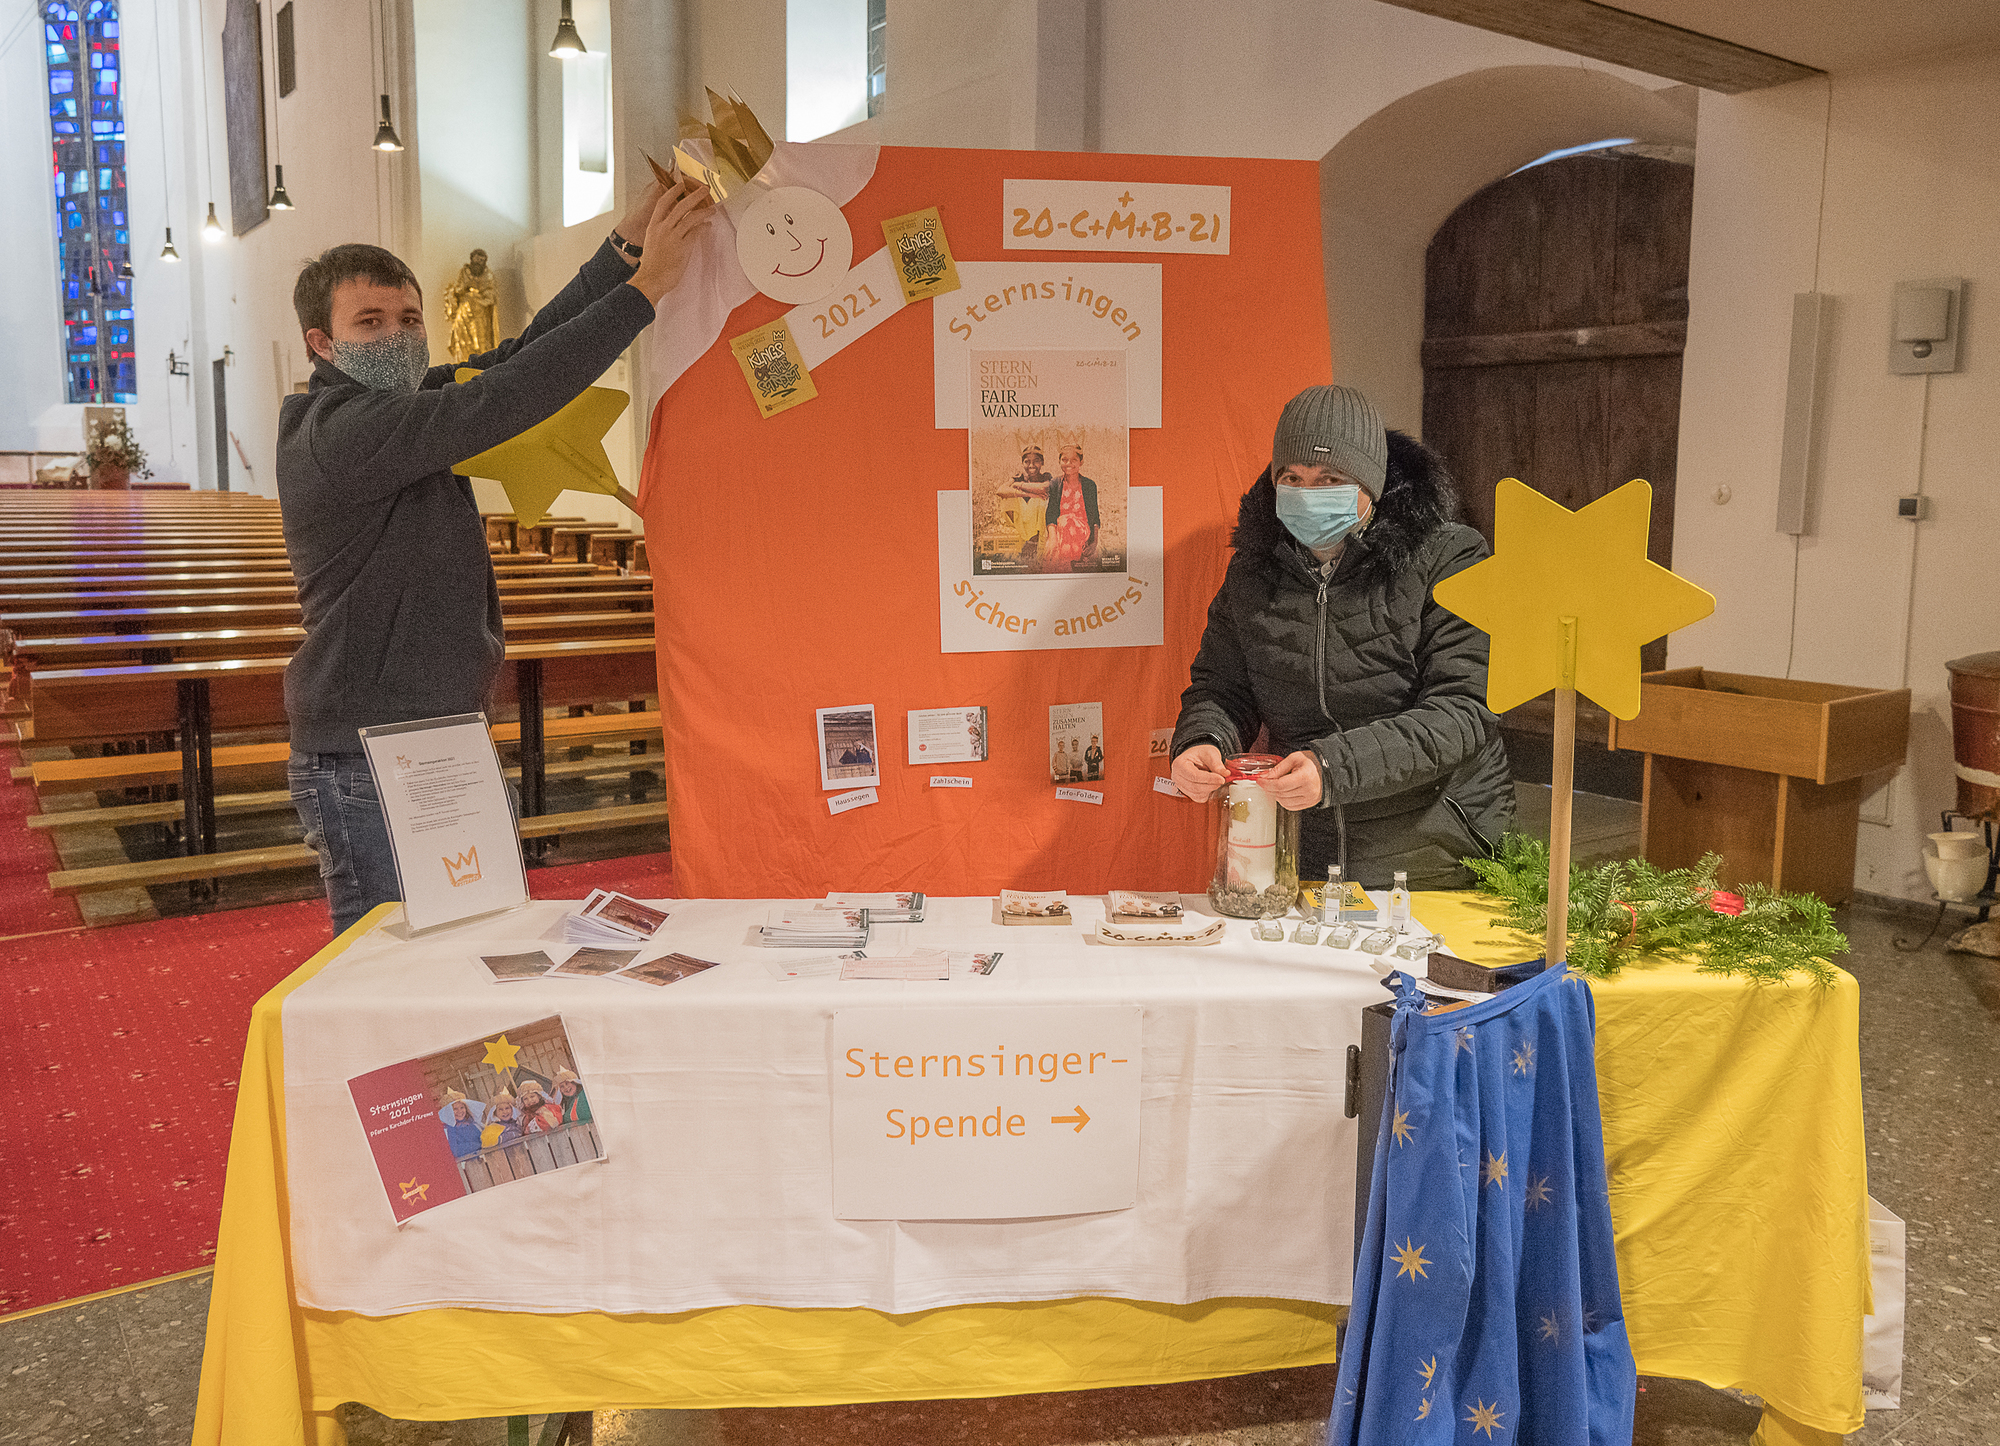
[
  {"xmin": 1525, "ymin": 1174, "xmax": 1553, "ymax": 1211},
  {"xmin": 1465, "ymin": 1398, "xmax": 1507, "ymax": 1438},
  {"xmin": 1481, "ymin": 1149, "xmax": 1509, "ymax": 1189},
  {"xmin": 1432, "ymin": 478, "xmax": 1714, "ymax": 720},
  {"xmin": 481, "ymin": 1034, "xmax": 523, "ymax": 1073},
  {"xmin": 1392, "ymin": 1237, "xmax": 1432, "ymax": 1281},
  {"xmin": 1417, "ymin": 1354, "xmax": 1438, "ymax": 1389},
  {"xmin": 451, "ymin": 368, "xmax": 631, "ymax": 529},
  {"xmin": 1512, "ymin": 1042, "xmax": 1535, "ymax": 1077},
  {"xmin": 1415, "ymin": 1396, "xmax": 1433, "ymax": 1421},
  {"xmin": 1540, "ymin": 1311, "xmax": 1561, "ymax": 1343},
  {"xmin": 1391, "ymin": 1106, "xmax": 1414, "ymax": 1147}
]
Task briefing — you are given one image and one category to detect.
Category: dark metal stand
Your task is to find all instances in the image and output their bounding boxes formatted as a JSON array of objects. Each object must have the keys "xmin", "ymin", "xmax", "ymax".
[
  {"xmin": 516, "ymin": 657, "xmax": 547, "ymax": 861},
  {"xmin": 176, "ymin": 677, "xmax": 216, "ymax": 900}
]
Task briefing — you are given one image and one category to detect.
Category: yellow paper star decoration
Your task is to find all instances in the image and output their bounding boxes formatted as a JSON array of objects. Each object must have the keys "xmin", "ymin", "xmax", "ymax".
[
  {"xmin": 481, "ymin": 1034, "xmax": 523, "ymax": 1073},
  {"xmin": 451, "ymin": 368, "xmax": 630, "ymax": 529},
  {"xmin": 1432, "ymin": 478, "xmax": 1715, "ymax": 720}
]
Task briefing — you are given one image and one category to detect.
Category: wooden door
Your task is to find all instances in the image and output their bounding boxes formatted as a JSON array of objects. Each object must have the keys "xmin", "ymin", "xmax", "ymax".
[{"xmin": 1421, "ymin": 151, "xmax": 1692, "ymax": 786}]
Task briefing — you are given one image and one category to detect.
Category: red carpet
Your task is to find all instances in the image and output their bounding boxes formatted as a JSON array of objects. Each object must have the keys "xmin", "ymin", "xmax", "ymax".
[
  {"xmin": 1, "ymin": 849, "xmax": 674, "ymax": 1315},
  {"xmin": 0, "ymin": 745, "xmax": 85, "ymax": 936}
]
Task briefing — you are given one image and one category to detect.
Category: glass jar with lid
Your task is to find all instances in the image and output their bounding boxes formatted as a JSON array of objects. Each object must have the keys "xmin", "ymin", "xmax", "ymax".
[{"xmin": 1206, "ymin": 753, "xmax": 1301, "ymax": 918}]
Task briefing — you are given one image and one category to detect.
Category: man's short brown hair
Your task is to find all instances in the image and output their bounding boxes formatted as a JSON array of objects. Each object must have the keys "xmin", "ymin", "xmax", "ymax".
[{"xmin": 293, "ymin": 244, "xmax": 423, "ymax": 343}]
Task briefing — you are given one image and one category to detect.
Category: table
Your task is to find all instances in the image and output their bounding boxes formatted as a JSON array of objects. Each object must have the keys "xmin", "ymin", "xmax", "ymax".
[{"xmin": 193, "ymin": 893, "xmax": 1867, "ymax": 1446}]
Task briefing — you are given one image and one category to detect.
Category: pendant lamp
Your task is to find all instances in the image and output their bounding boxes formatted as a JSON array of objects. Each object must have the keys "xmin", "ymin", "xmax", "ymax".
[
  {"xmin": 373, "ymin": 94, "xmax": 404, "ymax": 151},
  {"xmin": 160, "ymin": 227, "xmax": 180, "ymax": 261},
  {"xmin": 549, "ymin": 0, "xmax": 586, "ymax": 57},
  {"xmin": 202, "ymin": 202, "xmax": 225, "ymax": 241},
  {"xmin": 269, "ymin": 164, "xmax": 294, "ymax": 209}
]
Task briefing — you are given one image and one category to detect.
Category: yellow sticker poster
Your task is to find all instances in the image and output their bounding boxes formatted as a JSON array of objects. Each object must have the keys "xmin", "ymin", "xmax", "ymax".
[
  {"xmin": 728, "ymin": 318, "xmax": 818, "ymax": 419},
  {"xmin": 881, "ymin": 205, "xmax": 961, "ymax": 304}
]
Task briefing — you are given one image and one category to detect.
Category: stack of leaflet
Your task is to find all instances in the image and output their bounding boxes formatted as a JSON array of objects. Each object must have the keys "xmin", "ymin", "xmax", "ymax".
[
  {"xmin": 565, "ymin": 890, "xmax": 671, "ymax": 946},
  {"xmin": 824, "ymin": 891, "xmax": 926, "ymax": 923},
  {"xmin": 759, "ymin": 906, "xmax": 871, "ymax": 948}
]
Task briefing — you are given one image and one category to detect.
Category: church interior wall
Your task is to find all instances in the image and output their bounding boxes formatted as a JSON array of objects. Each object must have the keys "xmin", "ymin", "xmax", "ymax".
[{"xmin": 1672, "ymin": 46, "xmax": 2000, "ymax": 902}]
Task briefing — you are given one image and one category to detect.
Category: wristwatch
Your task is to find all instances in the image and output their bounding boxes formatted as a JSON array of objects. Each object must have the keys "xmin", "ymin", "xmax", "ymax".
[{"xmin": 609, "ymin": 230, "xmax": 644, "ymax": 261}]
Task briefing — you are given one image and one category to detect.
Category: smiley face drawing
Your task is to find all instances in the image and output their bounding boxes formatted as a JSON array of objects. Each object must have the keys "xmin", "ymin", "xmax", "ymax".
[{"xmin": 734, "ymin": 186, "xmax": 854, "ymax": 305}]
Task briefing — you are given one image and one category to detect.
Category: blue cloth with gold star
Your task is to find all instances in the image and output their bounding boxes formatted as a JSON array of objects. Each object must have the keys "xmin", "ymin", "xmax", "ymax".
[{"xmin": 1330, "ymin": 962, "xmax": 1635, "ymax": 1444}]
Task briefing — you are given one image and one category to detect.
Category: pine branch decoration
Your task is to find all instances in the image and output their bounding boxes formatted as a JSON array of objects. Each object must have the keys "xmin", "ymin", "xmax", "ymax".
[{"xmin": 1463, "ymin": 834, "xmax": 1845, "ymax": 986}]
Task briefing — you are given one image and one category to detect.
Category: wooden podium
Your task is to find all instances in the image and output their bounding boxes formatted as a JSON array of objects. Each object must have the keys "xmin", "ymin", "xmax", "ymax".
[{"xmin": 1607, "ymin": 668, "xmax": 1910, "ymax": 903}]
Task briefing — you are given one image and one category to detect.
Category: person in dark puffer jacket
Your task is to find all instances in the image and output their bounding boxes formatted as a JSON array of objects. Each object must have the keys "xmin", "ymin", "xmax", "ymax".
[{"xmin": 1169, "ymin": 385, "xmax": 1514, "ymax": 890}]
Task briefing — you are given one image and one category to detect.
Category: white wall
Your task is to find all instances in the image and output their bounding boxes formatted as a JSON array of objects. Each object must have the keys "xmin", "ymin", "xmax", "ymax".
[
  {"xmin": 1672, "ymin": 48, "xmax": 2000, "ymax": 901},
  {"xmin": 0, "ymin": 13, "xmax": 69, "ymax": 453}
]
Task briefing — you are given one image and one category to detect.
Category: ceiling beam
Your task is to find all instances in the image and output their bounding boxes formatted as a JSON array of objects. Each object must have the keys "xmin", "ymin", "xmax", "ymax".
[{"xmin": 1374, "ymin": 0, "xmax": 1824, "ymax": 93}]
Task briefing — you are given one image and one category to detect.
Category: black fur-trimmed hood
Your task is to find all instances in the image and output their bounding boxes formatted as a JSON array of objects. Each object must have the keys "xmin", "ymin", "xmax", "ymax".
[{"xmin": 1229, "ymin": 429, "xmax": 1461, "ymax": 584}]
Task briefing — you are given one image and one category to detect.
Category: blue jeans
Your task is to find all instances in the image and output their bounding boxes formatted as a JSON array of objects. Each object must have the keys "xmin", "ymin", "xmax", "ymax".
[{"xmin": 289, "ymin": 751, "xmax": 400, "ymax": 937}]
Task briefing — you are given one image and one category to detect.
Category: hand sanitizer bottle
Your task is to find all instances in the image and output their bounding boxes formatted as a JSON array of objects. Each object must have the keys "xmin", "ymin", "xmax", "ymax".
[
  {"xmin": 1388, "ymin": 870, "xmax": 1411, "ymax": 932},
  {"xmin": 1325, "ymin": 865, "xmax": 1343, "ymax": 926}
]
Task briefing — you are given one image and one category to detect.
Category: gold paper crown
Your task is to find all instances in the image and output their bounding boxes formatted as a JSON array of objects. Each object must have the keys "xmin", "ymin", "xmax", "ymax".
[{"xmin": 649, "ymin": 88, "xmax": 775, "ymax": 203}]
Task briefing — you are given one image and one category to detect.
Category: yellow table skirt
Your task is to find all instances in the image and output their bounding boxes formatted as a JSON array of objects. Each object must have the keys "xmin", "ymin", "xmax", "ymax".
[{"xmin": 193, "ymin": 895, "xmax": 1866, "ymax": 1444}]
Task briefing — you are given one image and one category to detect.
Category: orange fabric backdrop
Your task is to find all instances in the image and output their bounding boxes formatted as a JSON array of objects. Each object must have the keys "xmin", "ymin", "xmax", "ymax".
[{"xmin": 638, "ymin": 147, "xmax": 1331, "ymax": 898}]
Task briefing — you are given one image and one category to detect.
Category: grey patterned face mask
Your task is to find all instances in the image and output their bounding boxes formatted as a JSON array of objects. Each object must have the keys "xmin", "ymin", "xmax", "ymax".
[{"xmin": 328, "ymin": 329, "xmax": 430, "ymax": 393}]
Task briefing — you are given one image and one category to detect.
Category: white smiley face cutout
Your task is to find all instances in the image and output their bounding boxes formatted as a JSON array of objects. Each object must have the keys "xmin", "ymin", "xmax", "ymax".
[{"xmin": 734, "ymin": 186, "xmax": 853, "ymax": 305}]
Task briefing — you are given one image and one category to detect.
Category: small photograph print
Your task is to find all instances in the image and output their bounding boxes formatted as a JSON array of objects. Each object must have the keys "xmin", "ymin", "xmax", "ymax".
[
  {"xmin": 1108, "ymin": 890, "xmax": 1184, "ymax": 919},
  {"xmin": 583, "ymin": 891, "xmax": 671, "ymax": 939},
  {"xmin": 346, "ymin": 1014, "xmax": 602, "ymax": 1224},
  {"xmin": 1048, "ymin": 701, "xmax": 1105, "ymax": 785},
  {"xmin": 1000, "ymin": 889, "xmax": 1071, "ymax": 925},
  {"xmin": 817, "ymin": 704, "xmax": 881, "ymax": 790},
  {"xmin": 476, "ymin": 950, "xmax": 558, "ymax": 984},
  {"xmin": 613, "ymin": 952, "xmax": 723, "ymax": 988},
  {"xmin": 550, "ymin": 946, "xmax": 640, "ymax": 978}
]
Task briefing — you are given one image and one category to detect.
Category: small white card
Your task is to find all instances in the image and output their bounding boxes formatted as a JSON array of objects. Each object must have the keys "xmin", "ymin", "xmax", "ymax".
[
  {"xmin": 930, "ymin": 775, "xmax": 973, "ymax": 789},
  {"xmin": 1152, "ymin": 776, "xmax": 1183, "ymax": 798},
  {"xmin": 1056, "ymin": 787, "xmax": 1103, "ymax": 805},
  {"xmin": 828, "ymin": 787, "xmax": 879, "ymax": 815}
]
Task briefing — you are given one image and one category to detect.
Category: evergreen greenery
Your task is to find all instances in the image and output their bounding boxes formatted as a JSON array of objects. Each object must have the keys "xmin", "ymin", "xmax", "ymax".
[{"xmin": 1463, "ymin": 834, "xmax": 1846, "ymax": 986}]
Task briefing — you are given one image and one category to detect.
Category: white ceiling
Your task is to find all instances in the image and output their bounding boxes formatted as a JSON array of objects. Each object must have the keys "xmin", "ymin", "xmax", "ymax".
[{"xmin": 1611, "ymin": 0, "xmax": 2000, "ymax": 76}]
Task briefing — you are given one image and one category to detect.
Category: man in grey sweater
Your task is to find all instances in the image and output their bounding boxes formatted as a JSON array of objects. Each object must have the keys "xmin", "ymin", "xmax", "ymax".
[{"xmin": 280, "ymin": 180, "xmax": 709, "ymax": 936}]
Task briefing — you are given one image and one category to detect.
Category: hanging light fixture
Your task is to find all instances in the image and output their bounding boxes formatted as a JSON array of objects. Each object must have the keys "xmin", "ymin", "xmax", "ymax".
[
  {"xmin": 202, "ymin": 202, "xmax": 226, "ymax": 241},
  {"xmin": 268, "ymin": 164, "xmax": 294, "ymax": 209},
  {"xmin": 160, "ymin": 227, "xmax": 180, "ymax": 261},
  {"xmin": 373, "ymin": 93, "xmax": 404, "ymax": 150},
  {"xmin": 119, "ymin": 260, "xmax": 134, "ymax": 279},
  {"xmin": 263, "ymin": 2, "xmax": 295, "ymax": 210},
  {"xmin": 548, "ymin": 0, "xmax": 586, "ymax": 57}
]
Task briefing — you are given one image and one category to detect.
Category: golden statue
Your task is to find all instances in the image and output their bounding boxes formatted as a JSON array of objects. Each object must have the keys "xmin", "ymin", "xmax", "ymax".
[{"xmin": 443, "ymin": 248, "xmax": 498, "ymax": 363}]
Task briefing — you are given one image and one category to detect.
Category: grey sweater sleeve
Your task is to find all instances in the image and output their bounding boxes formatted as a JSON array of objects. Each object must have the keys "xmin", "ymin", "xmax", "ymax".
[{"xmin": 292, "ymin": 278, "xmax": 655, "ymax": 512}]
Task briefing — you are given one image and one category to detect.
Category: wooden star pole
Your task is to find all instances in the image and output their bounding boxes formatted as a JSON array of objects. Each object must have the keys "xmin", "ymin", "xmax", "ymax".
[{"xmin": 1432, "ymin": 478, "xmax": 1715, "ymax": 967}]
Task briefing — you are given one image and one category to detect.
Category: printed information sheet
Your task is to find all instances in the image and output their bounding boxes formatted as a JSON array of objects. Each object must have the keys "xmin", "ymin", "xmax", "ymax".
[{"xmin": 359, "ymin": 713, "xmax": 526, "ymax": 933}]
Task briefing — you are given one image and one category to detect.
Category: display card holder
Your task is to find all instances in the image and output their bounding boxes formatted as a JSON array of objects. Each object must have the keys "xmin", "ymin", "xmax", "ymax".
[{"xmin": 358, "ymin": 712, "xmax": 530, "ymax": 934}]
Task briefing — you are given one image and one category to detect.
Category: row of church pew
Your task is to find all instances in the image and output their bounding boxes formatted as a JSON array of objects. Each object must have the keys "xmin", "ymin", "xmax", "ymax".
[{"xmin": 0, "ymin": 492, "xmax": 663, "ymax": 910}]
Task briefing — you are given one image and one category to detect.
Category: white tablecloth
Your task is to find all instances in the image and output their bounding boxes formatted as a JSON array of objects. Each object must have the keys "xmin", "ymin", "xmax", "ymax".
[{"xmin": 282, "ymin": 895, "xmax": 1395, "ymax": 1317}]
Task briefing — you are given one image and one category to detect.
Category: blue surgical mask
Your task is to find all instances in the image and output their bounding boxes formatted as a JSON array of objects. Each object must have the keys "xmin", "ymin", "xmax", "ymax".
[
  {"xmin": 328, "ymin": 329, "xmax": 430, "ymax": 393},
  {"xmin": 1274, "ymin": 482, "xmax": 1367, "ymax": 552}
]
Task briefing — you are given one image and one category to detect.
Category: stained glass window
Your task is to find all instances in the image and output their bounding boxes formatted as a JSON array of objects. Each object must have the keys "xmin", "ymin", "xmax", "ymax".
[{"xmin": 44, "ymin": 2, "xmax": 135, "ymax": 404}]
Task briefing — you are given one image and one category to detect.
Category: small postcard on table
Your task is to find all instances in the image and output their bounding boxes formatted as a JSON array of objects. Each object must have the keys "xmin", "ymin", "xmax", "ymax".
[
  {"xmin": 474, "ymin": 949, "xmax": 558, "ymax": 984},
  {"xmin": 347, "ymin": 1015, "xmax": 602, "ymax": 1225},
  {"xmin": 1108, "ymin": 890, "xmax": 1183, "ymax": 919},
  {"xmin": 567, "ymin": 889, "xmax": 671, "ymax": 944},
  {"xmin": 817, "ymin": 704, "xmax": 881, "ymax": 790},
  {"xmin": 1000, "ymin": 889, "xmax": 1071, "ymax": 925},
  {"xmin": 549, "ymin": 946, "xmax": 639, "ymax": 978},
  {"xmin": 612, "ymin": 953, "xmax": 722, "ymax": 987}
]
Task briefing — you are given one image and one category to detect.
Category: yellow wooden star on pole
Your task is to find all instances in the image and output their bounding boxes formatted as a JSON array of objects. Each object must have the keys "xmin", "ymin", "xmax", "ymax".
[
  {"xmin": 451, "ymin": 368, "xmax": 637, "ymax": 529},
  {"xmin": 481, "ymin": 1033, "xmax": 523, "ymax": 1073},
  {"xmin": 1432, "ymin": 478, "xmax": 1714, "ymax": 965}
]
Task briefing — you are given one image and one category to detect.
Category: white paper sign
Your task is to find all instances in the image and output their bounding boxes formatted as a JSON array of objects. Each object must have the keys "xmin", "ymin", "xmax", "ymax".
[
  {"xmin": 358, "ymin": 713, "xmax": 527, "ymax": 933},
  {"xmin": 829, "ymin": 1006, "xmax": 1141, "ymax": 1220},
  {"xmin": 937, "ymin": 489, "xmax": 1164, "ymax": 653},
  {"xmin": 935, "ymin": 263, "xmax": 1161, "ymax": 427},
  {"xmin": 1002, "ymin": 179, "xmax": 1230, "ymax": 255},
  {"xmin": 1056, "ymin": 787, "xmax": 1103, "ymax": 805},
  {"xmin": 1152, "ymin": 776, "xmax": 1184, "ymax": 798},
  {"xmin": 828, "ymin": 787, "xmax": 879, "ymax": 815},
  {"xmin": 907, "ymin": 705, "xmax": 987, "ymax": 765},
  {"xmin": 930, "ymin": 775, "xmax": 973, "ymax": 789},
  {"xmin": 788, "ymin": 248, "xmax": 907, "ymax": 369}
]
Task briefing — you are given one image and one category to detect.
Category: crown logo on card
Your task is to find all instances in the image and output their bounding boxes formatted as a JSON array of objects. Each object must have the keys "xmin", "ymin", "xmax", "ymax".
[
  {"xmin": 398, "ymin": 1177, "xmax": 431, "ymax": 1203},
  {"xmin": 443, "ymin": 847, "xmax": 482, "ymax": 887}
]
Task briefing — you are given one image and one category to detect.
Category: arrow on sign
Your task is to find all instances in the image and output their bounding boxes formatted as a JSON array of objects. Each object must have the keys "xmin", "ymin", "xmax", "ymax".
[{"xmin": 1051, "ymin": 1107, "xmax": 1091, "ymax": 1133}]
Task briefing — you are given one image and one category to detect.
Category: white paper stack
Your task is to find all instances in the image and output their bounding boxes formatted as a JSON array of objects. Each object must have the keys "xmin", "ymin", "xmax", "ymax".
[
  {"xmin": 759, "ymin": 907, "xmax": 871, "ymax": 948},
  {"xmin": 564, "ymin": 890, "xmax": 671, "ymax": 946},
  {"xmin": 824, "ymin": 891, "xmax": 926, "ymax": 923}
]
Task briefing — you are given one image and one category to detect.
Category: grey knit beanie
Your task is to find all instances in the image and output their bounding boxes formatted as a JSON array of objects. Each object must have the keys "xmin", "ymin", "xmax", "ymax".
[{"xmin": 1270, "ymin": 385, "xmax": 1387, "ymax": 499}]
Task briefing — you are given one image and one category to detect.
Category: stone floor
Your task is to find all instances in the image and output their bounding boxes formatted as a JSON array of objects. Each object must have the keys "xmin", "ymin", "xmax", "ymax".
[{"xmin": 5, "ymin": 791, "xmax": 1996, "ymax": 1445}]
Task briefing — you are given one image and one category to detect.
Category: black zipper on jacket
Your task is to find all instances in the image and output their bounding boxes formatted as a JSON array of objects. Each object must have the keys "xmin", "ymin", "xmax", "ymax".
[{"xmin": 1315, "ymin": 570, "xmax": 1332, "ymax": 722}]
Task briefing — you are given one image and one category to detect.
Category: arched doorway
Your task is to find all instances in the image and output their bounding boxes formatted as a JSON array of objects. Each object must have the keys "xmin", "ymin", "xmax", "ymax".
[{"xmin": 1421, "ymin": 148, "xmax": 1694, "ymax": 798}]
